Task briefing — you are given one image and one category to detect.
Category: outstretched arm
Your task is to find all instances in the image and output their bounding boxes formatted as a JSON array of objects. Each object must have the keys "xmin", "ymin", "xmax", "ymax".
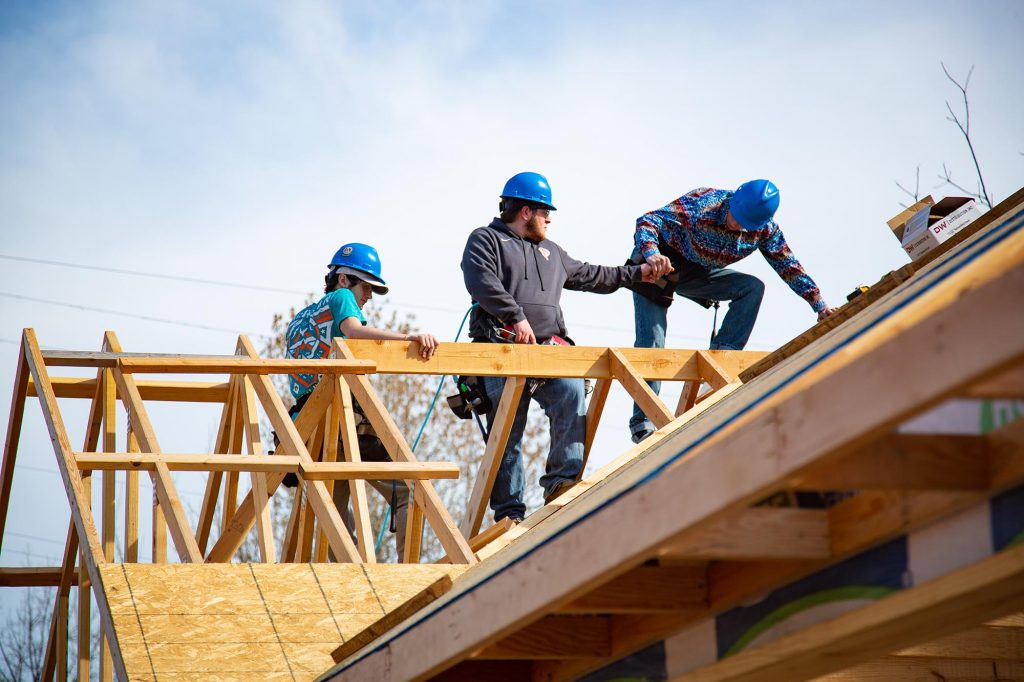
[
  {"xmin": 339, "ymin": 317, "xmax": 439, "ymax": 358},
  {"xmin": 759, "ymin": 225, "xmax": 830, "ymax": 314},
  {"xmin": 562, "ymin": 247, "xmax": 656, "ymax": 293}
]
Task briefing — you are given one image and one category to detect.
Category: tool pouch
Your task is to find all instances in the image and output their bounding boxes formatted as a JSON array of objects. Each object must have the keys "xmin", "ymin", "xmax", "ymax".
[{"xmin": 446, "ymin": 375, "xmax": 492, "ymax": 420}]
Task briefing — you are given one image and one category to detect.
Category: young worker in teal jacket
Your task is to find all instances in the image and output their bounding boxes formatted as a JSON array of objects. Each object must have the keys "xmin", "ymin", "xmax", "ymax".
[{"xmin": 285, "ymin": 243, "xmax": 438, "ymax": 559}]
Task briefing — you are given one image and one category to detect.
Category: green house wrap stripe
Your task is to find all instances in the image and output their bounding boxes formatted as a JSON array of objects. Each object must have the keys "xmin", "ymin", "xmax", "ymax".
[{"xmin": 724, "ymin": 585, "xmax": 896, "ymax": 658}]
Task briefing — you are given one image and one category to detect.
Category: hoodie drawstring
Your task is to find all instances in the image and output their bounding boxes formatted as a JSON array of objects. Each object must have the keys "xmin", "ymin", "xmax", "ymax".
[
  {"xmin": 532, "ymin": 245, "xmax": 545, "ymax": 291},
  {"xmin": 521, "ymin": 238, "xmax": 528, "ymax": 281}
]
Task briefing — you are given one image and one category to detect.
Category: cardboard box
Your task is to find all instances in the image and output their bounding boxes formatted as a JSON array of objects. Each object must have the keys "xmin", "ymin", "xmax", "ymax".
[{"xmin": 887, "ymin": 195, "xmax": 982, "ymax": 261}]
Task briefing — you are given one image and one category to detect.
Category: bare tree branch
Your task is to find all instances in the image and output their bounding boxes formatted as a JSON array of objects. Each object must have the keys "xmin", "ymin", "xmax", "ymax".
[
  {"xmin": 895, "ymin": 164, "xmax": 921, "ymax": 207},
  {"xmin": 939, "ymin": 61, "xmax": 992, "ymax": 207}
]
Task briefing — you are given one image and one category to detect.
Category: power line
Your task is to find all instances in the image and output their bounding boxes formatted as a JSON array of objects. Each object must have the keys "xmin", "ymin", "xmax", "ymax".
[
  {"xmin": 0, "ymin": 252, "xmax": 779, "ymax": 347},
  {"xmin": 0, "ymin": 292, "xmax": 270, "ymax": 338},
  {"xmin": 15, "ymin": 463, "xmax": 208, "ymax": 501},
  {"xmin": 0, "ymin": 253, "xmax": 306, "ymax": 295},
  {"xmin": 5, "ymin": 531, "xmax": 65, "ymax": 546}
]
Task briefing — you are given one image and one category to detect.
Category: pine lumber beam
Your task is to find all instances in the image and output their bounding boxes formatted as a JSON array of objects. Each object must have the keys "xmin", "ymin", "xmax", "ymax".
[
  {"xmin": 829, "ymin": 490, "xmax": 981, "ymax": 557},
  {"xmin": 437, "ymin": 518, "xmax": 516, "ymax": 564},
  {"xmin": 660, "ymin": 508, "xmax": 831, "ymax": 561},
  {"xmin": 74, "ymin": 452, "xmax": 302, "ymax": 472},
  {"xmin": 609, "ymin": 348, "xmax": 674, "ymax": 429},
  {"xmin": 117, "ymin": 356, "xmax": 376, "ymax": 374},
  {"xmin": 334, "ymin": 376, "xmax": 374, "ymax": 563},
  {"xmin": 667, "ymin": 543, "xmax": 1024, "ymax": 682},
  {"xmin": 236, "ymin": 336, "xmax": 362, "ymax": 563},
  {"xmin": 989, "ymin": 414, "xmax": 1024, "ymax": 489},
  {"xmin": 813, "ymin": 656, "xmax": 1024, "ymax": 681},
  {"xmin": 893, "ymin": 623, "xmax": 1024, "ymax": 659},
  {"xmin": 580, "ymin": 377, "xmax": 611, "ymax": 479},
  {"xmin": 795, "ymin": 433, "xmax": 991, "ymax": 490},
  {"xmin": 40, "ymin": 350, "xmax": 238, "ymax": 366},
  {"xmin": 108, "ymin": 362, "xmax": 203, "ymax": 563},
  {"xmin": 334, "ymin": 339, "xmax": 476, "ymax": 565},
  {"xmin": 39, "ymin": 350, "xmax": 376, "ymax": 375},
  {"xmin": 238, "ymin": 373, "xmax": 275, "ymax": 563},
  {"xmin": 301, "ymin": 462, "xmax": 461, "ymax": 480},
  {"xmin": 21, "ymin": 330, "xmax": 107, "ymax": 571},
  {"xmin": 962, "ymin": 362, "xmax": 1024, "ymax": 399},
  {"xmin": 0, "ymin": 345, "xmax": 28, "ymax": 550},
  {"xmin": 29, "ymin": 376, "xmax": 230, "ymax": 402},
  {"xmin": 195, "ymin": 377, "xmax": 237, "ymax": 553},
  {"xmin": 342, "ymin": 340, "xmax": 767, "ymax": 381},
  {"xmin": 460, "ymin": 376, "xmax": 526, "ymax": 538},
  {"xmin": 557, "ymin": 564, "xmax": 707, "ymax": 614},
  {"xmin": 696, "ymin": 350, "xmax": 734, "ymax": 390},
  {"xmin": 0, "ymin": 566, "xmax": 78, "ymax": 587},
  {"xmin": 474, "ymin": 615, "xmax": 612, "ymax": 659}
]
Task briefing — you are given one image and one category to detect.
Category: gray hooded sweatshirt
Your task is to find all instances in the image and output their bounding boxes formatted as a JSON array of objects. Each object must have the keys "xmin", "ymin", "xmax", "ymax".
[{"xmin": 462, "ymin": 218, "xmax": 644, "ymax": 341}]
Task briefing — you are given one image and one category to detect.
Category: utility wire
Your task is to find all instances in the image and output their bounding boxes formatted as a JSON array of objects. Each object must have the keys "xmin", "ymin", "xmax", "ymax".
[
  {"xmin": 0, "ymin": 249, "xmax": 774, "ymax": 346},
  {"xmin": 0, "ymin": 253, "xmax": 306, "ymax": 295},
  {"xmin": 5, "ymin": 531, "xmax": 65, "ymax": 547},
  {"xmin": 0, "ymin": 292, "xmax": 270, "ymax": 338},
  {"xmin": 1, "ymin": 252, "xmax": 737, "ymax": 346}
]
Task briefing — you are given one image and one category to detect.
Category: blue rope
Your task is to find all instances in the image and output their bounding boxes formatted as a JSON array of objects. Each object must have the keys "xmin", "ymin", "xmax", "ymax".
[{"xmin": 374, "ymin": 304, "xmax": 479, "ymax": 554}]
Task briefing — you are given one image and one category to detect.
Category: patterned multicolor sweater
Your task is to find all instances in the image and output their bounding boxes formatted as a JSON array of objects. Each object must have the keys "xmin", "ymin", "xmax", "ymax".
[{"xmin": 635, "ymin": 187, "xmax": 826, "ymax": 313}]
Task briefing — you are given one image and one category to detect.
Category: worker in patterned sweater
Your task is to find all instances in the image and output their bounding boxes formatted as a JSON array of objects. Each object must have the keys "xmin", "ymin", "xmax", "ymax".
[{"xmin": 627, "ymin": 180, "xmax": 836, "ymax": 443}]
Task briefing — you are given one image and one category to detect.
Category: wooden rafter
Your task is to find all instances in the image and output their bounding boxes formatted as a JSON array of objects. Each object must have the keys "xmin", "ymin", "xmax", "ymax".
[
  {"xmin": 196, "ymin": 374, "xmax": 236, "ymax": 553},
  {"xmin": 333, "ymin": 338, "xmax": 477, "ymax": 565},
  {"xmin": 340, "ymin": 341, "xmax": 767, "ymax": 381},
  {"xmin": 608, "ymin": 348, "xmax": 674, "ymax": 429},
  {"xmin": 0, "ymin": 344, "xmax": 29, "ymax": 549},
  {"xmin": 108, "ymin": 347, "xmax": 202, "ymax": 563},
  {"xmin": 22, "ymin": 329, "xmax": 129, "ymax": 680},
  {"xmin": 461, "ymin": 376, "xmax": 526, "ymax": 539},
  {"xmin": 237, "ymin": 335, "xmax": 363, "ymax": 563}
]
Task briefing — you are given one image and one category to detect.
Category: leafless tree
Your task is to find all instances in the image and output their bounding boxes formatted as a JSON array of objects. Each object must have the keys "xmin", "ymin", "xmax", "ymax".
[
  {"xmin": 896, "ymin": 62, "xmax": 1002, "ymax": 209},
  {"xmin": 0, "ymin": 587, "xmax": 49, "ymax": 682},
  {"xmin": 895, "ymin": 164, "xmax": 921, "ymax": 207},
  {"xmin": 936, "ymin": 62, "xmax": 992, "ymax": 208},
  {"xmin": 0, "ymin": 580, "xmax": 98, "ymax": 682}
]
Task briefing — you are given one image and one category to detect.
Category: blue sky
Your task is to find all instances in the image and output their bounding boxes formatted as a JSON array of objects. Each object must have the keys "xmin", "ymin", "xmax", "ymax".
[{"xmin": 1, "ymin": 0, "xmax": 1022, "ymax": 583}]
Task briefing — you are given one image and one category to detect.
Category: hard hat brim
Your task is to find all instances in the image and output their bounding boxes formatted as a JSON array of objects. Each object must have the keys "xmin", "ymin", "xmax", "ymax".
[
  {"xmin": 728, "ymin": 206, "xmax": 769, "ymax": 232},
  {"xmin": 332, "ymin": 266, "xmax": 389, "ymax": 295}
]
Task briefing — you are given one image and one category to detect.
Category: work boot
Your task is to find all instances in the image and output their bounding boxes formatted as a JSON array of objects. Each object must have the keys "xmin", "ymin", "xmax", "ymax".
[
  {"xmin": 543, "ymin": 480, "xmax": 574, "ymax": 505},
  {"xmin": 631, "ymin": 427, "xmax": 655, "ymax": 445}
]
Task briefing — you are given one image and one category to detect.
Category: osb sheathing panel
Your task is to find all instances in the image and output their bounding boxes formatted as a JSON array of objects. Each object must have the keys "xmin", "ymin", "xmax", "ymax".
[{"xmin": 98, "ymin": 563, "xmax": 466, "ymax": 681}]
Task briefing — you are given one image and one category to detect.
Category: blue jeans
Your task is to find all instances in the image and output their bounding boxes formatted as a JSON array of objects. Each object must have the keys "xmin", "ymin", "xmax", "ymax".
[
  {"xmin": 479, "ymin": 374, "xmax": 585, "ymax": 521},
  {"xmin": 628, "ymin": 257, "xmax": 764, "ymax": 438}
]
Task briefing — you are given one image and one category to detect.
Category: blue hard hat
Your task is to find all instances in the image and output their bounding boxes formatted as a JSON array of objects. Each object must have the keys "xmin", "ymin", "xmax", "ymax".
[
  {"xmin": 500, "ymin": 172, "xmax": 557, "ymax": 211},
  {"xmin": 730, "ymin": 179, "xmax": 780, "ymax": 231},
  {"xmin": 328, "ymin": 243, "xmax": 388, "ymax": 294}
]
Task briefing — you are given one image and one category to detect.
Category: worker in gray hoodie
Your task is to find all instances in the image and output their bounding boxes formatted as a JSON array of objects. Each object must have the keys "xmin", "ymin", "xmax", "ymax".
[{"xmin": 461, "ymin": 171, "xmax": 657, "ymax": 523}]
